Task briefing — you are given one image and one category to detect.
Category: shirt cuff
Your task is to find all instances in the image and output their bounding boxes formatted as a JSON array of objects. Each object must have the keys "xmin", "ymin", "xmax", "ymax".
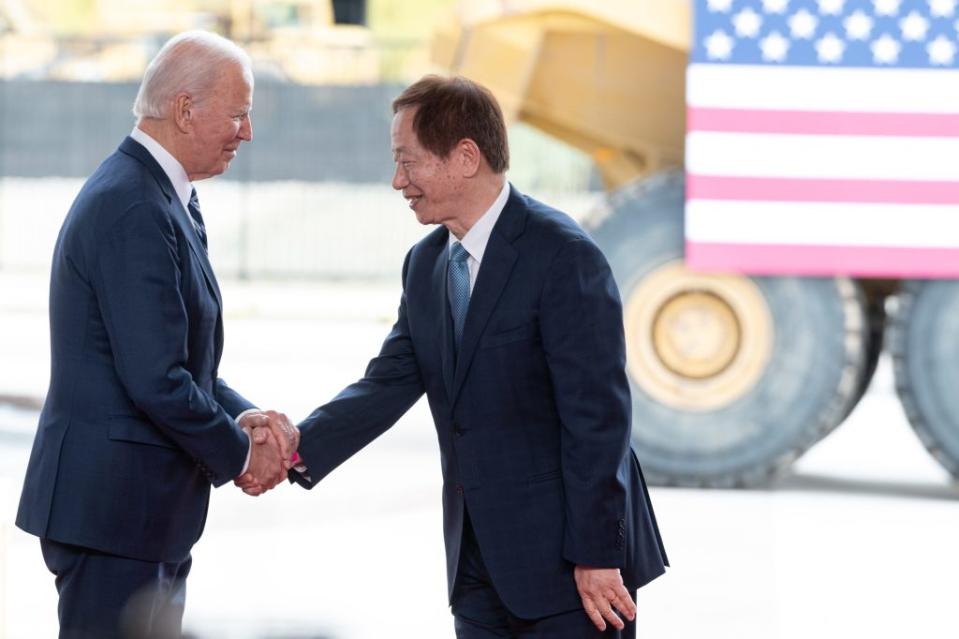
[
  {"xmin": 235, "ymin": 408, "xmax": 260, "ymax": 476},
  {"xmin": 240, "ymin": 429, "xmax": 253, "ymax": 475}
]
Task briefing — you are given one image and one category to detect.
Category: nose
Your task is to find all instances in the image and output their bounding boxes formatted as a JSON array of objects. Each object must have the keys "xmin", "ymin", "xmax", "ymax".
[
  {"xmin": 240, "ymin": 114, "xmax": 253, "ymax": 142},
  {"xmin": 391, "ymin": 164, "xmax": 407, "ymax": 191}
]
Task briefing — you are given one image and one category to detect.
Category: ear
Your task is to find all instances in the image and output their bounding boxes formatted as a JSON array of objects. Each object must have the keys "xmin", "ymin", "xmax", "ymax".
[
  {"xmin": 456, "ymin": 138, "xmax": 482, "ymax": 178},
  {"xmin": 172, "ymin": 93, "xmax": 193, "ymax": 133}
]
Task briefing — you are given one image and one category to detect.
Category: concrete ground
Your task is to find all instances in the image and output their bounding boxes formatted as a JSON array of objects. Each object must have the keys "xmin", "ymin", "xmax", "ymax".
[{"xmin": 1, "ymin": 271, "xmax": 957, "ymax": 639}]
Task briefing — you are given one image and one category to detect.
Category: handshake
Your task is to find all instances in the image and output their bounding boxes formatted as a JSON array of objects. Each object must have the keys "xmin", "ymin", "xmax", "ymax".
[{"xmin": 234, "ymin": 410, "xmax": 300, "ymax": 496}]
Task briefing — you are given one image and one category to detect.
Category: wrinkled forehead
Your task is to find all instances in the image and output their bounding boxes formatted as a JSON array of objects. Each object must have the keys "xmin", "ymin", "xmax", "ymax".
[{"xmin": 210, "ymin": 64, "xmax": 254, "ymax": 107}]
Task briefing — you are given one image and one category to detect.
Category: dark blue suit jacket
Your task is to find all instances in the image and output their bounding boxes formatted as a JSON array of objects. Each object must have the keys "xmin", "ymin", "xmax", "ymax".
[
  {"xmin": 16, "ymin": 137, "xmax": 254, "ymax": 563},
  {"xmin": 296, "ymin": 186, "xmax": 667, "ymax": 619}
]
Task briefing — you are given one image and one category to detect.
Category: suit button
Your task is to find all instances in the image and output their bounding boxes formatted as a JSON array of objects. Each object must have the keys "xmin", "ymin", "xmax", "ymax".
[
  {"xmin": 455, "ymin": 429, "xmax": 464, "ymax": 437},
  {"xmin": 456, "ymin": 484, "xmax": 464, "ymax": 494}
]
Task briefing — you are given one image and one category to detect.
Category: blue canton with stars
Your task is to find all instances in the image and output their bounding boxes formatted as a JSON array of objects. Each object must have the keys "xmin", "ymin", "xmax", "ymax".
[{"xmin": 693, "ymin": 0, "xmax": 959, "ymax": 68}]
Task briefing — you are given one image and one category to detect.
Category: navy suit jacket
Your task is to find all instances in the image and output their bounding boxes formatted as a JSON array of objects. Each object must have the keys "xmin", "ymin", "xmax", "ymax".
[
  {"xmin": 16, "ymin": 137, "xmax": 254, "ymax": 563},
  {"xmin": 295, "ymin": 186, "xmax": 667, "ymax": 619}
]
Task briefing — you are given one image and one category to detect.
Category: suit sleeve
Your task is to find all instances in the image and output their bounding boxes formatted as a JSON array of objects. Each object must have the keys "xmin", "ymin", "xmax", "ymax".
[
  {"xmin": 295, "ymin": 249, "xmax": 425, "ymax": 487},
  {"xmin": 214, "ymin": 378, "xmax": 256, "ymax": 418},
  {"xmin": 539, "ymin": 238, "xmax": 632, "ymax": 569},
  {"xmin": 93, "ymin": 201, "xmax": 248, "ymax": 486}
]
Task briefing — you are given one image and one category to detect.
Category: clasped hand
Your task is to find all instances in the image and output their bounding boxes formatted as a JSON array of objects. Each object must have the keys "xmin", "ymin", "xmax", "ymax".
[{"xmin": 234, "ymin": 410, "xmax": 299, "ymax": 496}]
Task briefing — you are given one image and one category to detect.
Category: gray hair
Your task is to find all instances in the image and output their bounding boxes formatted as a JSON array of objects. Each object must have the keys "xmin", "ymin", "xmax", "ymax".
[{"xmin": 132, "ymin": 30, "xmax": 252, "ymax": 120}]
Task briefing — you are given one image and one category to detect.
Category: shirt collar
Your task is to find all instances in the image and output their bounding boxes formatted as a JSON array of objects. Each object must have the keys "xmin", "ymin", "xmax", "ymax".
[
  {"xmin": 130, "ymin": 126, "xmax": 193, "ymax": 212},
  {"xmin": 449, "ymin": 180, "xmax": 510, "ymax": 264}
]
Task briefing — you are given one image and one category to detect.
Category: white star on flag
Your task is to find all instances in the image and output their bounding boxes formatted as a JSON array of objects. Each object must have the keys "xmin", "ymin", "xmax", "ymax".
[
  {"xmin": 704, "ymin": 29, "xmax": 735, "ymax": 59},
  {"xmin": 817, "ymin": 0, "xmax": 845, "ymax": 15},
  {"xmin": 706, "ymin": 0, "xmax": 734, "ymax": 12},
  {"xmin": 871, "ymin": 33, "xmax": 902, "ymax": 63},
  {"xmin": 733, "ymin": 8, "xmax": 764, "ymax": 38},
  {"xmin": 929, "ymin": 0, "xmax": 957, "ymax": 17},
  {"xmin": 844, "ymin": 10, "xmax": 874, "ymax": 40},
  {"xmin": 760, "ymin": 30, "xmax": 791, "ymax": 61},
  {"xmin": 873, "ymin": 0, "xmax": 902, "ymax": 16},
  {"xmin": 900, "ymin": 11, "xmax": 931, "ymax": 40},
  {"xmin": 815, "ymin": 32, "xmax": 846, "ymax": 62},
  {"xmin": 789, "ymin": 9, "xmax": 818, "ymax": 39},
  {"xmin": 927, "ymin": 34, "xmax": 957, "ymax": 63},
  {"xmin": 762, "ymin": 0, "xmax": 790, "ymax": 14}
]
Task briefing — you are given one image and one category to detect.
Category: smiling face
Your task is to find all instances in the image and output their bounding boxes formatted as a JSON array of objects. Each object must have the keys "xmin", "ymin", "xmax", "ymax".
[
  {"xmin": 390, "ymin": 107, "xmax": 466, "ymax": 229},
  {"xmin": 181, "ymin": 63, "xmax": 253, "ymax": 181}
]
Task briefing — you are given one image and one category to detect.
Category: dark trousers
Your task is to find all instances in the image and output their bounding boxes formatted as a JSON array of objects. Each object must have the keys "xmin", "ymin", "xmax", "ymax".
[
  {"xmin": 450, "ymin": 514, "xmax": 637, "ymax": 639},
  {"xmin": 40, "ymin": 538, "xmax": 192, "ymax": 639}
]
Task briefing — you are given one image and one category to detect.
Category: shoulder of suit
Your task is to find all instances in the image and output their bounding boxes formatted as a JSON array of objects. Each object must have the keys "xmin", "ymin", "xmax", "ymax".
[
  {"xmin": 516, "ymin": 192, "xmax": 593, "ymax": 247},
  {"xmin": 68, "ymin": 151, "xmax": 174, "ymax": 235}
]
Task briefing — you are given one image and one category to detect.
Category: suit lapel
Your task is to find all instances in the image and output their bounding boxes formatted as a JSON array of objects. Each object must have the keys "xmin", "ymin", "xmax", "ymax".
[
  {"xmin": 119, "ymin": 137, "xmax": 224, "ymax": 314},
  {"xmin": 119, "ymin": 137, "xmax": 225, "ymax": 360},
  {"xmin": 449, "ymin": 186, "xmax": 526, "ymax": 406}
]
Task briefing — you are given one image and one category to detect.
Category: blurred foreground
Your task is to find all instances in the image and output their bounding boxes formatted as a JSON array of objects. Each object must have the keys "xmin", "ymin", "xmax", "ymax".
[{"xmin": 0, "ymin": 269, "xmax": 956, "ymax": 638}]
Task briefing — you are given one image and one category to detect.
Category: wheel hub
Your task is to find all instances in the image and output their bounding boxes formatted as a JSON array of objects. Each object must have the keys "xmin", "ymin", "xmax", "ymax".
[{"xmin": 624, "ymin": 261, "xmax": 773, "ymax": 411}]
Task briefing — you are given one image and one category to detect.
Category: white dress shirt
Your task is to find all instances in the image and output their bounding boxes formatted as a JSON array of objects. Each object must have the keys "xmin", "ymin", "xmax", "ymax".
[
  {"xmin": 129, "ymin": 127, "xmax": 193, "ymax": 214},
  {"xmin": 448, "ymin": 179, "xmax": 511, "ymax": 293},
  {"xmin": 129, "ymin": 126, "xmax": 255, "ymax": 473}
]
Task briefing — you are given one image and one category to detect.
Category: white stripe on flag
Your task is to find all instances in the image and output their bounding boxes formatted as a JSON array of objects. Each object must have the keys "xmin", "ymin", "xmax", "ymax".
[
  {"xmin": 686, "ymin": 200, "xmax": 959, "ymax": 247},
  {"xmin": 687, "ymin": 65, "xmax": 959, "ymax": 114},
  {"xmin": 686, "ymin": 131, "xmax": 959, "ymax": 181}
]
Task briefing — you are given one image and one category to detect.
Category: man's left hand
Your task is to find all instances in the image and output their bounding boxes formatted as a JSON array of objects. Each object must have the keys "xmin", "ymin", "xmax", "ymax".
[{"xmin": 573, "ymin": 565, "xmax": 636, "ymax": 632}]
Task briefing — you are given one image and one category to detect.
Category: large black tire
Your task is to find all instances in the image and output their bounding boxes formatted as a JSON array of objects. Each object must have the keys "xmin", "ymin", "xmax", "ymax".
[
  {"xmin": 888, "ymin": 281, "xmax": 959, "ymax": 479},
  {"xmin": 585, "ymin": 171, "xmax": 869, "ymax": 487},
  {"xmin": 840, "ymin": 282, "xmax": 888, "ymax": 421}
]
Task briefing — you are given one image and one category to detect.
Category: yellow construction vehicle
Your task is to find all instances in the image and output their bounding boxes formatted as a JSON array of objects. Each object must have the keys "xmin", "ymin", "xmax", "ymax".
[
  {"xmin": 0, "ymin": 0, "xmax": 57, "ymax": 78},
  {"xmin": 1, "ymin": 0, "xmax": 378, "ymax": 83},
  {"xmin": 433, "ymin": 0, "xmax": 958, "ymax": 487}
]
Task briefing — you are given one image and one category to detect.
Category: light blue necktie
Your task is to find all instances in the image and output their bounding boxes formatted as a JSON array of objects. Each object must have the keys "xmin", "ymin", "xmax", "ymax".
[{"xmin": 448, "ymin": 241, "xmax": 471, "ymax": 349}]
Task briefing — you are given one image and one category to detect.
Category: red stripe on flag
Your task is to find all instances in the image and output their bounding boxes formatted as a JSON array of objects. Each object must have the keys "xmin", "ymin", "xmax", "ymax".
[
  {"xmin": 686, "ymin": 242, "xmax": 959, "ymax": 278},
  {"xmin": 686, "ymin": 174, "xmax": 959, "ymax": 205},
  {"xmin": 687, "ymin": 107, "xmax": 959, "ymax": 137}
]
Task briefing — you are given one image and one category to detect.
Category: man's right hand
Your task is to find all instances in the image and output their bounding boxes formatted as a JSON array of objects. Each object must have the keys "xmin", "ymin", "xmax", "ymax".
[
  {"xmin": 235, "ymin": 426, "xmax": 286, "ymax": 496},
  {"xmin": 238, "ymin": 410, "xmax": 299, "ymax": 467}
]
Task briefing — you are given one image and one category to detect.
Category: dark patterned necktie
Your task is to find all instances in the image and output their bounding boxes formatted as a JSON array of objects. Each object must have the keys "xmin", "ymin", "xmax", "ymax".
[
  {"xmin": 448, "ymin": 241, "xmax": 471, "ymax": 349},
  {"xmin": 188, "ymin": 187, "xmax": 208, "ymax": 250}
]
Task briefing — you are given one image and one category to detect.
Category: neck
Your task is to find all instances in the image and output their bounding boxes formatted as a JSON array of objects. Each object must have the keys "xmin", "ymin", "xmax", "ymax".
[
  {"xmin": 445, "ymin": 176, "xmax": 506, "ymax": 240},
  {"xmin": 136, "ymin": 118, "xmax": 188, "ymax": 173}
]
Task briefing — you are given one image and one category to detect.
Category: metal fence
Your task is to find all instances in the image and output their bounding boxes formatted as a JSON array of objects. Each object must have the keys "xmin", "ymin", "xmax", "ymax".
[
  {"xmin": 0, "ymin": 79, "xmax": 601, "ymax": 280},
  {"xmin": 0, "ymin": 79, "xmax": 400, "ymax": 182}
]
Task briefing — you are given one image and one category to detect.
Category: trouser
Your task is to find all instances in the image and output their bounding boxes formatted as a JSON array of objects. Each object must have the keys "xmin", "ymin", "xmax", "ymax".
[
  {"xmin": 450, "ymin": 514, "xmax": 637, "ymax": 639},
  {"xmin": 40, "ymin": 538, "xmax": 191, "ymax": 639}
]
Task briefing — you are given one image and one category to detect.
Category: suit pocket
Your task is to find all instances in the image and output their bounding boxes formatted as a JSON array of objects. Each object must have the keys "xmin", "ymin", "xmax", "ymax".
[
  {"xmin": 527, "ymin": 468, "xmax": 562, "ymax": 484},
  {"xmin": 107, "ymin": 416, "xmax": 179, "ymax": 450},
  {"xmin": 480, "ymin": 322, "xmax": 535, "ymax": 349}
]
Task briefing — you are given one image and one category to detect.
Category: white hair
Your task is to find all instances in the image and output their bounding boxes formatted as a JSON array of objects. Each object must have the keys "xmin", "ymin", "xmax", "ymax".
[{"xmin": 132, "ymin": 30, "xmax": 253, "ymax": 120}]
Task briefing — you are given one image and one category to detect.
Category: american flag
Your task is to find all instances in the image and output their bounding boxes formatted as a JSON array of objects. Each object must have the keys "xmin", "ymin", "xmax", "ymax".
[{"xmin": 685, "ymin": 0, "xmax": 959, "ymax": 277}]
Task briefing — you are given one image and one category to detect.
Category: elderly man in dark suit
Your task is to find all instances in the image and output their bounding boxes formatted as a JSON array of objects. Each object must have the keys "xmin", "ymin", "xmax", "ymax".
[
  {"xmin": 267, "ymin": 75, "xmax": 668, "ymax": 637},
  {"xmin": 16, "ymin": 31, "xmax": 295, "ymax": 639}
]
